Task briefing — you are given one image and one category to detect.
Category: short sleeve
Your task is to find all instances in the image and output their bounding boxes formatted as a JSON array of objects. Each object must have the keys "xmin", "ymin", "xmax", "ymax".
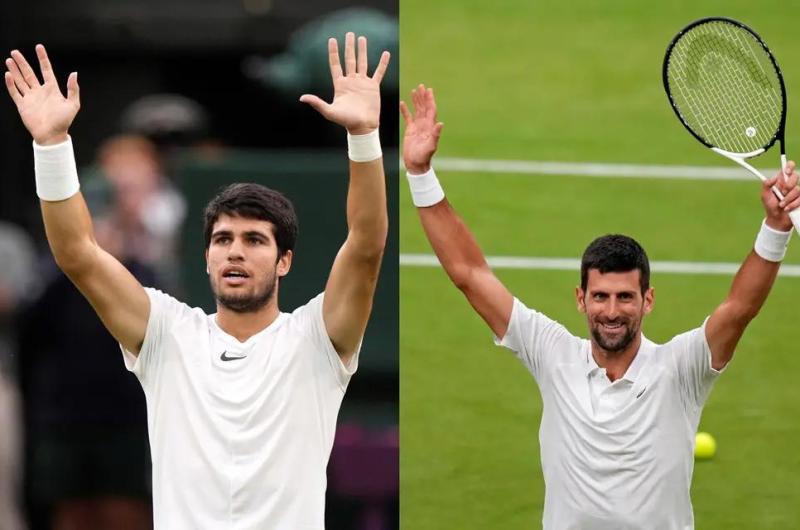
[
  {"xmin": 667, "ymin": 318, "xmax": 723, "ymax": 410},
  {"xmin": 120, "ymin": 287, "xmax": 188, "ymax": 385},
  {"xmin": 291, "ymin": 293, "xmax": 360, "ymax": 390},
  {"xmin": 494, "ymin": 297, "xmax": 581, "ymax": 384}
]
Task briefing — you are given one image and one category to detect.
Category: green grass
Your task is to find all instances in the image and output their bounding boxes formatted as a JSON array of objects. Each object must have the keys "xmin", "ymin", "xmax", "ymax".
[
  {"xmin": 400, "ymin": 0, "xmax": 800, "ymax": 164},
  {"xmin": 400, "ymin": 1, "xmax": 800, "ymax": 528}
]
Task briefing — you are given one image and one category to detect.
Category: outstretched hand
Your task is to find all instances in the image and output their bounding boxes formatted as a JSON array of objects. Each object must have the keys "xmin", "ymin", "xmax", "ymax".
[
  {"xmin": 300, "ymin": 33, "xmax": 390, "ymax": 135},
  {"xmin": 400, "ymin": 84, "xmax": 443, "ymax": 174},
  {"xmin": 4, "ymin": 45, "xmax": 80, "ymax": 146},
  {"xmin": 763, "ymin": 160, "xmax": 800, "ymax": 231}
]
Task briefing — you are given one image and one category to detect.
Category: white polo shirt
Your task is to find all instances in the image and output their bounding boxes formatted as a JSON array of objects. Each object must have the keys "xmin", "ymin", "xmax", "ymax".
[
  {"xmin": 496, "ymin": 298, "xmax": 722, "ymax": 530},
  {"xmin": 121, "ymin": 288, "xmax": 358, "ymax": 530}
]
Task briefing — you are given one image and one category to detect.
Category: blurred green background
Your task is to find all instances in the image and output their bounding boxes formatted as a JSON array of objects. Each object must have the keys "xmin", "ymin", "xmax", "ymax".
[{"xmin": 400, "ymin": 1, "xmax": 800, "ymax": 528}]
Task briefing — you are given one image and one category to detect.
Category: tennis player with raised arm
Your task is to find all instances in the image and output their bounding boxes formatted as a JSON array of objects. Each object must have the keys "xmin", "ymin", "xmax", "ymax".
[
  {"xmin": 5, "ymin": 34, "xmax": 389, "ymax": 529},
  {"xmin": 401, "ymin": 84, "xmax": 800, "ymax": 529}
]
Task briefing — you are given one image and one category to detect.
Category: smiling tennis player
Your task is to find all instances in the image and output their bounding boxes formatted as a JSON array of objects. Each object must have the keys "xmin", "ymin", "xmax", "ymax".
[
  {"xmin": 5, "ymin": 34, "xmax": 389, "ymax": 529},
  {"xmin": 401, "ymin": 84, "xmax": 800, "ymax": 529}
]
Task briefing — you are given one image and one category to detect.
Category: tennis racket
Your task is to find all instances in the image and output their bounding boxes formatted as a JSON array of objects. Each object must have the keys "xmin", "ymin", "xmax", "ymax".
[{"xmin": 663, "ymin": 16, "xmax": 800, "ymax": 235}]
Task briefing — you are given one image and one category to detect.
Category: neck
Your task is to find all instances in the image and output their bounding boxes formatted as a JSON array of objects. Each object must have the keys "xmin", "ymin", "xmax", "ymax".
[
  {"xmin": 590, "ymin": 333, "xmax": 642, "ymax": 382},
  {"xmin": 215, "ymin": 299, "xmax": 280, "ymax": 342}
]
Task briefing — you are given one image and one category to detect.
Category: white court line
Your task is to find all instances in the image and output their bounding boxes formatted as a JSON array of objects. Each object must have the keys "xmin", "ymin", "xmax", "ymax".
[
  {"xmin": 406, "ymin": 157, "xmax": 762, "ymax": 181},
  {"xmin": 400, "ymin": 254, "xmax": 800, "ymax": 277}
]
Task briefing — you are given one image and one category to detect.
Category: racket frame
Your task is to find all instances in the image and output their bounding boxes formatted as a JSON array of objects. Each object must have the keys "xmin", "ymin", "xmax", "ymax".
[
  {"xmin": 662, "ymin": 16, "xmax": 788, "ymax": 159},
  {"xmin": 663, "ymin": 16, "xmax": 800, "ymax": 232}
]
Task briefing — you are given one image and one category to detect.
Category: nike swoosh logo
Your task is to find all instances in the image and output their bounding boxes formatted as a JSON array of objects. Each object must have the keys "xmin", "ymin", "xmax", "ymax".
[
  {"xmin": 220, "ymin": 350, "xmax": 247, "ymax": 362},
  {"xmin": 636, "ymin": 387, "xmax": 646, "ymax": 399}
]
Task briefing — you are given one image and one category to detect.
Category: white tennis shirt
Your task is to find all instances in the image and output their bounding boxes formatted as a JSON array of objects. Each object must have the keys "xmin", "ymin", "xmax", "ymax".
[
  {"xmin": 121, "ymin": 288, "xmax": 358, "ymax": 530},
  {"xmin": 496, "ymin": 298, "xmax": 722, "ymax": 530}
]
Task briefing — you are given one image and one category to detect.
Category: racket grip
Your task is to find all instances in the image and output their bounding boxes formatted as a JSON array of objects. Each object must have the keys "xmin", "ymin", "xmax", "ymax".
[{"xmin": 789, "ymin": 208, "xmax": 800, "ymax": 237}]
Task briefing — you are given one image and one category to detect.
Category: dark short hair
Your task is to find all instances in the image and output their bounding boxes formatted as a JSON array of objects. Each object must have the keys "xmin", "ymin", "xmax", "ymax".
[
  {"xmin": 580, "ymin": 234, "xmax": 650, "ymax": 294},
  {"xmin": 203, "ymin": 183, "xmax": 298, "ymax": 257}
]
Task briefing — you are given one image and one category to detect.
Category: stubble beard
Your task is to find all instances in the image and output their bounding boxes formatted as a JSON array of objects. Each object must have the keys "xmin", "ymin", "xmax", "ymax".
[
  {"xmin": 211, "ymin": 269, "xmax": 277, "ymax": 314},
  {"xmin": 589, "ymin": 317, "xmax": 640, "ymax": 354}
]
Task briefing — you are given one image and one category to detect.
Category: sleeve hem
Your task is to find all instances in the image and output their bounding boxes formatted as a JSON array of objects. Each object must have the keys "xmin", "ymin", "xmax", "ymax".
[
  {"xmin": 119, "ymin": 288, "xmax": 158, "ymax": 382},
  {"xmin": 316, "ymin": 293, "xmax": 361, "ymax": 392},
  {"xmin": 701, "ymin": 316, "xmax": 727, "ymax": 376}
]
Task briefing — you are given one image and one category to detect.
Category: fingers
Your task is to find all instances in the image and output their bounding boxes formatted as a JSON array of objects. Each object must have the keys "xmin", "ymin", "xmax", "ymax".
[
  {"xmin": 779, "ymin": 184, "xmax": 800, "ymax": 212},
  {"xmin": 782, "ymin": 160, "xmax": 797, "ymax": 182},
  {"xmin": 402, "ymin": 84, "xmax": 441, "ymax": 128},
  {"xmin": 5, "ymin": 56, "xmax": 29, "ymax": 95},
  {"xmin": 10, "ymin": 49, "xmax": 40, "ymax": 89},
  {"xmin": 66, "ymin": 71, "xmax": 79, "ymax": 106},
  {"xmin": 399, "ymin": 100, "xmax": 412, "ymax": 125},
  {"xmin": 356, "ymin": 36, "xmax": 367, "ymax": 75},
  {"xmin": 4, "ymin": 71, "xmax": 22, "ymax": 106},
  {"xmin": 413, "ymin": 84, "xmax": 435, "ymax": 120},
  {"xmin": 763, "ymin": 175, "xmax": 781, "ymax": 199},
  {"xmin": 35, "ymin": 44, "xmax": 57, "ymax": 84},
  {"xmin": 299, "ymin": 94, "xmax": 331, "ymax": 119},
  {"xmin": 344, "ymin": 32, "xmax": 356, "ymax": 76},
  {"xmin": 328, "ymin": 38, "xmax": 342, "ymax": 80},
  {"xmin": 372, "ymin": 51, "xmax": 390, "ymax": 84},
  {"xmin": 426, "ymin": 86, "xmax": 437, "ymax": 117},
  {"xmin": 412, "ymin": 85, "xmax": 424, "ymax": 118}
]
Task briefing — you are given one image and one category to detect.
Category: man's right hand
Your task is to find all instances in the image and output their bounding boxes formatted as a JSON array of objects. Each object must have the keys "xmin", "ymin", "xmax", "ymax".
[
  {"xmin": 4, "ymin": 44, "xmax": 80, "ymax": 146},
  {"xmin": 762, "ymin": 161, "xmax": 800, "ymax": 232},
  {"xmin": 400, "ymin": 84, "xmax": 443, "ymax": 174}
]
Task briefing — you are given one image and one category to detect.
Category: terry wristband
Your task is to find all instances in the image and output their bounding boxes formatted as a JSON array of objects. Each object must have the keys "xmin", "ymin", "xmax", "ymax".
[
  {"xmin": 33, "ymin": 136, "xmax": 80, "ymax": 201},
  {"xmin": 406, "ymin": 167, "xmax": 445, "ymax": 207},
  {"xmin": 347, "ymin": 129, "xmax": 382, "ymax": 162},
  {"xmin": 754, "ymin": 218, "xmax": 791, "ymax": 262}
]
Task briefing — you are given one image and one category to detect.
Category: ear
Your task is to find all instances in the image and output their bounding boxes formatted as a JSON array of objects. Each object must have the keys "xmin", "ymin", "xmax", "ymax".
[
  {"xmin": 643, "ymin": 286, "xmax": 655, "ymax": 315},
  {"xmin": 277, "ymin": 250, "xmax": 293, "ymax": 278},
  {"xmin": 204, "ymin": 249, "xmax": 209, "ymax": 275},
  {"xmin": 575, "ymin": 286, "xmax": 587, "ymax": 313}
]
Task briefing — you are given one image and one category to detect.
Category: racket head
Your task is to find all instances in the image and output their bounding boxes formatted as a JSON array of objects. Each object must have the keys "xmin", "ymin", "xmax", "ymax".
[{"xmin": 663, "ymin": 17, "xmax": 787, "ymax": 156}]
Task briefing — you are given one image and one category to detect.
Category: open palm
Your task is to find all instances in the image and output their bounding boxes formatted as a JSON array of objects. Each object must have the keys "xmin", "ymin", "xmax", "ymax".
[
  {"xmin": 300, "ymin": 33, "xmax": 390, "ymax": 135},
  {"xmin": 400, "ymin": 85, "xmax": 443, "ymax": 174},
  {"xmin": 4, "ymin": 45, "xmax": 80, "ymax": 145}
]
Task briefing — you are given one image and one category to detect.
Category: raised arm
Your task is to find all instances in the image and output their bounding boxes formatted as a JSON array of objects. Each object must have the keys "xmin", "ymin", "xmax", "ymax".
[
  {"xmin": 400, "ymin": 85, "xmax": 513, "ymax": 338},
  {"xmin": 705, "ymin": 165, "xmax": 800, "ymax": 370},
  {"xmin": 299, "ymin": 34, "xmax": 390, "ymax": 362},
  {"xmin": 4, "ymin": 45, "xmax": 149, "ymax": 355}
]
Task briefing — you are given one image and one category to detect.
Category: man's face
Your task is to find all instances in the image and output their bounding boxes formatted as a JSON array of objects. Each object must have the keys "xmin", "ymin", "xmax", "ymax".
[
  {"xmin": 576, "ymin": 269, "xmax": 654, "ymax": 355},
  {"xmin": 205, "ymin": 214, "xmax": 292, "ymax": 313}
]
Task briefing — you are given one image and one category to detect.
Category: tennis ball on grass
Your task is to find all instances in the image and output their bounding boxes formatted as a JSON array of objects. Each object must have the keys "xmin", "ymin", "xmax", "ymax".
[{"xmin": 695, "ymin": 432, "xmax": 716, "ymax": 460}]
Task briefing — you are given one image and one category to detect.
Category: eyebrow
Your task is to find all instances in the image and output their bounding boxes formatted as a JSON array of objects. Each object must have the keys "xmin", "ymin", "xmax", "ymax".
[{"xmin": 211, "ymin": 229, "xmax": 270, "ymax": 239}]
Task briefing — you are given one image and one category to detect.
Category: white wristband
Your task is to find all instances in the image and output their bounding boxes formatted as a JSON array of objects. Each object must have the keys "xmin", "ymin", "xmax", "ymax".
[
  {"xmin": 754, "ymin": 219, "xmax": 791, "ymax": 262},
  {"xmin": 347, "ymin": 129, "xmax": 382, "ymax": 162},
  {"xmin": 34, "ymin": 136, "xmax": 80, "ymax": 201},
  {"xmin": 406, "ymin": 167, "xmax": 445, "ymax": 207}
]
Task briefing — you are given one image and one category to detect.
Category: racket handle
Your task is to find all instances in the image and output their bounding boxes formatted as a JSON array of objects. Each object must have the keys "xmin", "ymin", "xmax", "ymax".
[{"xmin": 787, "ymin": 208, "xmax": 800, "ymax": 237}]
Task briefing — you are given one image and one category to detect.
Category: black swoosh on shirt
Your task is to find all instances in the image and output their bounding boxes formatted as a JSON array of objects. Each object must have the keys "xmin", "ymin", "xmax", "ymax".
[{"xmin": 220, "ymin": 350, "xmax": 247, "ymax": 362}]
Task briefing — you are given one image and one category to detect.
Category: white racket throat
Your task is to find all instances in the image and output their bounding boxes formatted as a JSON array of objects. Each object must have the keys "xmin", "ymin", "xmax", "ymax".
[
  {"xmin": 710, "ymin": 147, "xmax": 800, "ymax": 235},
  {"xmin": 710, "ymin": 147, "xmax": 768, "ymax": 181}
]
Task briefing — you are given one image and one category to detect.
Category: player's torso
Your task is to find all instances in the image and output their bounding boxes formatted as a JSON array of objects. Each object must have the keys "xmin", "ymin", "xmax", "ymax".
[
  {"xmin": 145, "ymin": 311, "xmax": 343, "ymax": 529},
  {"xmin": 539, "ymin": 340, "xmax": 696, "ymax": 529}
]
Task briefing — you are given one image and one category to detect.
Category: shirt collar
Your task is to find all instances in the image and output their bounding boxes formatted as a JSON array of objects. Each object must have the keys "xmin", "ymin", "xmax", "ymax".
[{"xmin": 584, "ymin": 334, "xmax": 652, "ymax": 382}]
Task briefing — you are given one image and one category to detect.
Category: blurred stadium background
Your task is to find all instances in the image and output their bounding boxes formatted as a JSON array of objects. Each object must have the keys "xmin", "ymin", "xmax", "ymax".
[
  {"xmin": 400, "ymin": 0, "xmax": 800, "ymax": 529},
  {"xmin": 0, "ymin": 1, "xmax": 398, "ymax": 529}
]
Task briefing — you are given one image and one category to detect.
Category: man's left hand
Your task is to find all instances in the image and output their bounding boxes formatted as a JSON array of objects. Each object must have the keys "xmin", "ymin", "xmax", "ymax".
[{"xmin": 300, "ymin": 32, "xmax": 390, "ymax": 135}]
